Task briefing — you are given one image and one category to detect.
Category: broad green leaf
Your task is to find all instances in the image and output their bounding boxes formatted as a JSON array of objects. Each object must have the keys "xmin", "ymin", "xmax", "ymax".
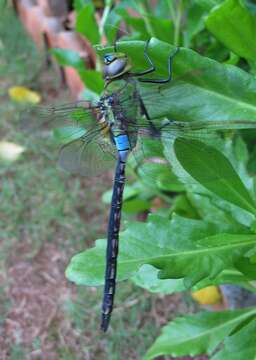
[
  {"xmin": 76, "ymin": 3, "xmax": 100, "ymax": 45},
  {"xmin": 51, "ymin": 48, "xmax": 85, "ymax": 71},
  {"xmin": 157, "ymin": 233, "xmax": 256, "ymax": 287},
  {"xmin": 122, "ymin": 198, "xmax": 151, "ymax": 213},
  {"xmin": 74, "ymin": 0, "xmax": 91, "ymax": 12},
  {"xmin": 205, "ymin": 0, "xmax": 256, "ymax": 61},
  {"xmin": 147, "ymin": 17, "xmax": 174, "ymax": 44},
  {"xmin": 132, "ymin": 264, "xmax": 185, "ymax": 294},
  {"xmin": 187, "ymin": 192, "xmax": 249, "ymax": 233},
  {"xmin": 193, "ymin": 269, "xmax": 253, "ymax": 290},
  {"xmin": 164, "ymin": 134, "xmax": 255, "ymax": 227},
  {"xmin": 157, "ymin": 171, "xmax": 185, "ymax": 192},
  {"xmin": 96, "ymin": 38, "xmax": 256, "ymax": 121},
  {"xmin": 235, "ymin": 256, "xmax": 256, "ymax": 280},
  {"xmin": 102, "ymin": 185, "xmax": 140, "ymax": 204},
  {"xmin": 212, "ymin": 318, "xmax": 256, "ymax": 360},
  {"xmin": 66, "ymin": 214, "xmax": 256, "ymax": 288},
  {"xmin": 115, "ymin": 8, "xmax": 148, "ymax": 40},
  {"xmin": 138, "ymin": 162, "xmax": 185, "ymax": 192},
  {"xmin": 184, "ymin": 1, "xmax": 210, "ymax": 46},
  {"xmin": 171, "ymin": 194, "xmax": 200, "ymax": 219},
  {"xmin": 174, "ymin": 138, "xmax": 256, "ymax": 215},
  {"xmin": 132, "ymin": 264, "xmax": 251, "ymax": 294},
  {"xmin": 143, "ymin": 308, "xmax": 256, "ymax": 359},
  {"xmin": 53, "ymin": 127, "xmax": 86, "ymax": 144}
]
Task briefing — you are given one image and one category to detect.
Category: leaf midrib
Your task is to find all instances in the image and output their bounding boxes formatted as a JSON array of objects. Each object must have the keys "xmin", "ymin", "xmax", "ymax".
[
  {"xmin": 118, "ymin": 236, "xmax": 256, "ymax": 265},
  {"xmin": 171, "ymin": 77, "xmax": 256, "ymax": 115}
]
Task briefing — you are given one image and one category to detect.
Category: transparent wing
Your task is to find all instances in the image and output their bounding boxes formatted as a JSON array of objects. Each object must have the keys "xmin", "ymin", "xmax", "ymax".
[
  {"xmin": 135, "ymin": 118, "xmax": 256, "ymax": 140},
  {"xmin": 129, "ymin": 118, "xmax": 256, "ymax": 187},
  {"xmin": 58, "ymin": 134, "xmax": 117, "ymax": 176},
  {"xmin": 20, "ymin": 100, "xmax": 101, "ymax": 143},
  {"xmin": 20, "ymin": 100, "xmax": 118, "ymax": 176}
]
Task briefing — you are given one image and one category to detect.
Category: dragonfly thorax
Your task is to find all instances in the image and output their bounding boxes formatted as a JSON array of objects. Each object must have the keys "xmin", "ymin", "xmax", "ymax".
[{"xmin": 103, "ymin": 52, "xmax": 132, "ymax": 80}]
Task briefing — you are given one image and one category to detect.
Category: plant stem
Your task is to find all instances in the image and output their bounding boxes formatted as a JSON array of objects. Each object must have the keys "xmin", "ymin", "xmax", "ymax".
[
  {"xmin": 168, "ymin": 0, "xmax": 183, "ymax": 46},
  {"xmin": 137, "ymin": 0, "xmax": 156, "ymax": 38},
  {"xmin": 99, "ymin": 0, "xmax": 113, "ymax": 41}
]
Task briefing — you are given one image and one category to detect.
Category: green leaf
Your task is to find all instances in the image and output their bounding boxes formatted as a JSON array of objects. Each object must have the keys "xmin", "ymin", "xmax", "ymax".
[
  {"xmin": 157, "ymin": 233, "xmax": 256, "ymax": 287},
  {"xmin": 212, "ymin": 318, "xmax": 256, "ymax": 360},
  {"xmin": 187, "ymin": 192, "xmax": 249, "ymax": 233},
  {"xmin": 76, "ymin": 3, "xmax": 100, "ymax": 44},
  {"xmin": 51, "ymin": 48, "xmax": 85, "ymax": 71},
  {"xmin": 143, "ymin": 308, "xmax": 256, "ymax": 359},
  {"xmin": 174, "ymin": 138, "xmax": 256, "ymax": 215},
  {"xmin": 184, "ymin": 1, "xmax": 210, "ymax": 47},
  {"xmin": 78, "ymin": 69, "xmax": 104, "ymax": 94},
  {"xmin": 235, "ymin": 256, "xmax": 256, "ymax": 280},
  {"xmin": 138, "ymin": 162, "xmax": 185, "ymax": 192},
  {"xmin": 164, "ymin": 134, "xmax": 255, "ymax": 227},
  {"xmin": 122, "ymin": 198, "xmax": 151, "ymax": 213},
  {"xmin": 115, "ymin": 8, "xmax": 148, "ymax": 40},
  {"xmin": 102, "ymin": 185, "xmax": 141, "ymax": 204},
  {"xmin": 148, "ymin": 17, "xmax": 174, "ymax": 44},
  {"xmin": 205, "ymin": 0, "xmax": 256, "ymax": 61},
  {"xmin": 171, "ymin": 194, "xmax": 200, "ymax": 219},
  {"xmin": 132, "ymin": 264, "xmax": 185, "ymax": 294},
  {"xmin": 66, "ymin": 214, "xmax": 256, "ymax": 288},
  {"xmin": 74, "ymin": 0, "xmax": 90, "ymax": 12},
  {"xmin": 195, "ymin": 269, "xmax": 253, "ymax": 290}
]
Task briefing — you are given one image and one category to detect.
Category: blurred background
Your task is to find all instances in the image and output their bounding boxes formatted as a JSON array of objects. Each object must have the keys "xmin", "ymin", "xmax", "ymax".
[{"xmin": 1, "ymin": 0, "xmax": 256, "ymax": 359}]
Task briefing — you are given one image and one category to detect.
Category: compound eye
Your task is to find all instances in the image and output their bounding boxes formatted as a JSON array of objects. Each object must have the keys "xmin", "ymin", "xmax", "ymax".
[{"xmin": 104, "ymin": 54, "xmax": 115, "ymax": 64}]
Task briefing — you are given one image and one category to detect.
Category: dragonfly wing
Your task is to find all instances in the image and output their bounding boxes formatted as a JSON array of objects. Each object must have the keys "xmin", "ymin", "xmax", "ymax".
[
  {"xmin": 130, "ymin": 122, "xmax": 253, "ymax": 188},
  {"xmin": 20, "ymin": 100, "xmax": 99, "ymax": 135},
  {"xmin": 58, "ymin": 134, "xmax": 117, "ymax": 176},
  {"xmin": 159, "ymin": 119, "xmax": 256, "ymax": 140},
  {"xmin": 20, "ymin": 99, "xmax": 118, "ymax": 176}
]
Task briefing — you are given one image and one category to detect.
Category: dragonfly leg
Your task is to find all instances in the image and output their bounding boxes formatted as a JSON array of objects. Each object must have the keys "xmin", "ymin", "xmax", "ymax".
[
  {"xmin": 129, "ymin": 39, "xmax": 157, "ymax": 77},
  {"xmin": 114, "ymin": 39, "xmax": 156, "ymax": 76},
  {"xmin": 138, "ymin": 47, "xmax": 179, "ymax": 84}
]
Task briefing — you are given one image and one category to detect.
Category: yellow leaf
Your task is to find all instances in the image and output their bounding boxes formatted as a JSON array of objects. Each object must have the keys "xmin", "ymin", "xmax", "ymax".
[
  {"xmin": 191, "ymin": 286, "xmax": 222, "ymax": 305},
  {"xmin": 8, "ymin": 86, "xmax": 41, "ymax": 104},
  {"xmin": 0, "ymin": 141, "xmax": 25, "ymax": 162}
]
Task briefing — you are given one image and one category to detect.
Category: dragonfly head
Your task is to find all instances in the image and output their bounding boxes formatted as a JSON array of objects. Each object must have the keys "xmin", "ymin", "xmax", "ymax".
[{"xmin": 103, "ymin": 52, "xmax": 131, "ymax": 80}]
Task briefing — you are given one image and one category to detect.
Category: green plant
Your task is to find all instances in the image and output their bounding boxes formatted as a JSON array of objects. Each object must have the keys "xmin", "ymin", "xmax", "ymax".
[{"xmin": 50, "ymin": 0, "xmax": 256, "ymax": 359}]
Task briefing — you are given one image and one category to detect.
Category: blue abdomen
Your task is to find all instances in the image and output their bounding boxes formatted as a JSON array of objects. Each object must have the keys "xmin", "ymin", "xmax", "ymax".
[{"xmin": 114, "ymin": 134, "xmax": 130, "ymax": 152}]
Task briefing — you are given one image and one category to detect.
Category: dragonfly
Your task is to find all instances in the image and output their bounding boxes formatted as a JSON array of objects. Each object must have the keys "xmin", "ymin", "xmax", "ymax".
[{"xmin": 22, "ymin": 39, "xmax": 256, "ymax": 332}]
